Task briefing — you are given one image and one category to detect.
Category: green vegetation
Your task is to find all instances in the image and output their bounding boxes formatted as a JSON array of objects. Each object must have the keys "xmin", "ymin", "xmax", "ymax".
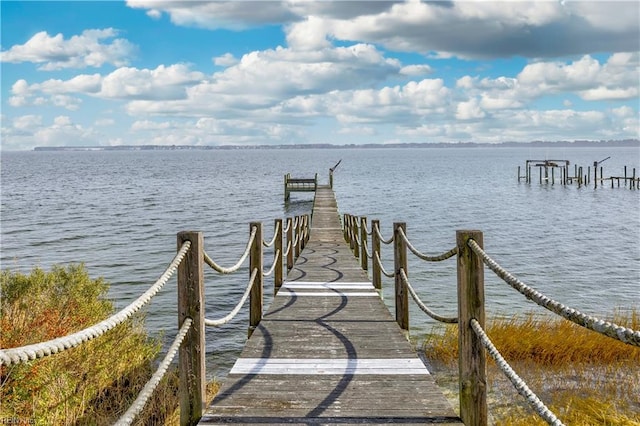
[
  {"xmin": 0, "ymin": 265, "xmax": 190, "ymax": 425},
  {"xmin": 424, "ymin": 310, "xmax": 640, "ymax": 425}
]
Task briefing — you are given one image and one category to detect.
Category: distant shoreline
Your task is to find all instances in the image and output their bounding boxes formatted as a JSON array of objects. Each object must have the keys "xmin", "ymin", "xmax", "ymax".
[{"xmin": 29, "ymin": 139, "xmax": 640, "ymax": 152}]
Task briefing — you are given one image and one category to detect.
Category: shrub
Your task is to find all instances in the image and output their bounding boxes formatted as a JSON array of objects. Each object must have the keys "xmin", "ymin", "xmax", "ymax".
[{"xmin": 0, "ymin": 265, "xmax": 179, "ymax": 425}]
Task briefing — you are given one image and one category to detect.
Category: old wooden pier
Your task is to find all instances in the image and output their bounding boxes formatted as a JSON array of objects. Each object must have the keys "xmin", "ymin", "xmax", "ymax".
[
  {"xmin": 518, "ymin": 158, "xmax": 639, "ymax": 189},
  {"xmin": 201, "ymin": 184, "xmax": 462, "ymax": 424}
]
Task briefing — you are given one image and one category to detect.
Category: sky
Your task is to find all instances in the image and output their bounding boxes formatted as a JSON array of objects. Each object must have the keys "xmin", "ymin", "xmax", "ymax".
[{"xmin": 1, "ymin": 1, "xmax": 639, "ymax": 150}]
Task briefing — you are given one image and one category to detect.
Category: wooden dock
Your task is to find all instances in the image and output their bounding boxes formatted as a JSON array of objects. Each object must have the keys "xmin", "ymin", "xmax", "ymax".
[{"xmin": 200, "ymin": 185, "xmax": 463, "ymax": 425}]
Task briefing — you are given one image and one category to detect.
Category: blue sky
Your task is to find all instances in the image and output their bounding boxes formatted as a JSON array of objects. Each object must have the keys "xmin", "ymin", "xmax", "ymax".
[{"xmin": 1, "ymin": 1, "xmax": 639, "ymax": 150}]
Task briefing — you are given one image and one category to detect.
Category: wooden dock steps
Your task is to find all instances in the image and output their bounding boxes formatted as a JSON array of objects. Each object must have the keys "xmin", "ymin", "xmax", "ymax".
[{"xmin": 200, "ymin": 185, "xmax": 463, "ymax": 425}]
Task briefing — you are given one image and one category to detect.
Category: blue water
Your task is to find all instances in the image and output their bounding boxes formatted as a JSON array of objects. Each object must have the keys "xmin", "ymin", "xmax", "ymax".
[{"xmin": 1, "ymin": 146, "xmax": 639, "ymax": 378}]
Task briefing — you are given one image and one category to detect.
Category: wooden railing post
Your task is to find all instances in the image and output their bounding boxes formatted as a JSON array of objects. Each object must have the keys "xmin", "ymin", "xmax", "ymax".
[
  {"xmin": 177, "ymin": 231, "xmax": 205, "ymax": 426},
  {"xmin": 286, "ymin": 217, "xmax": 293, "ymax": 271},
  {"xmin": 360, "ymin": 216, "xmax": 368, "ymax": 271},
  {"xmin": 371, "ymin": 220, "xmax": 381, "ymax": 292},
  {"xmin": 274, "ymin": 218, "xmax": 283, "ymax": 295},
  {"xmin": 393, "ymin": 223, "xmax": 409, "ymax": 332},
  {"xmin": 249, "ymin": 222, "xmax": 263, "ymax": 337},
  {"xmin": 284, "ymin": 173, "xmax": 290, "ymax": 201},
  {"xmin": 295, "ymin": 216, "xmax": 302, "ymax": 259},
  {"xmin": 456, "ymin": 230, "xmax": 487, "ymax": 426},
  {"xmin": 329, "ymin": 169, "xmax": 334, "ymax": 188},
  {"xmin": 342, "ymin": 213, "xmax": 351, "ymax": 246},
  {"xmin": 353, "ymin": 217, "xmax": 360, "ymax": 259}
]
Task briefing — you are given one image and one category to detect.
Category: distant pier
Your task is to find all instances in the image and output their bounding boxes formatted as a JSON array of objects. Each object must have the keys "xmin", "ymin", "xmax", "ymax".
[{"xmin": 518, "ymin": 158, "xmax": 639, "ymax": 189}]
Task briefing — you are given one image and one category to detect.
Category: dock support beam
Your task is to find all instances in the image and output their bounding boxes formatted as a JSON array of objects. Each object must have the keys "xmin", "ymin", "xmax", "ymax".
[
  {"xmin": 274, "ymin": 218, "xmax": 283, "ymax": 294},
  {"xmin": 456, "ymin": 230, "xmax": 487, "ymax": 426},
  {"xmin": 177, "ymin": 231, "xmax": 205, "ymax": 426}
]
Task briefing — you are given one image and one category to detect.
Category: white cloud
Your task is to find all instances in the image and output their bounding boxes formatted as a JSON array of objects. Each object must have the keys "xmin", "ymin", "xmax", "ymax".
[
  {"xmin": 95, "ymin": 118, "xmax": 115, "ymax": 126},
  {"xmin": 456, "ymin": 98, "xmax": 486, "ymax": 120},
  {"xmin": 0, "ymin": 29, "xmax": 135, "ymax": 70},
  {"xmin": 213, "ymin": 53, "xmax": 238, "ymax": 67},
  {"xmin": 13, "ymin": 115, "xmax": 43, "ymax": 130},
  {"xmin": 399, "ymin": 64, "xmax": 433, "ymax": 76}
]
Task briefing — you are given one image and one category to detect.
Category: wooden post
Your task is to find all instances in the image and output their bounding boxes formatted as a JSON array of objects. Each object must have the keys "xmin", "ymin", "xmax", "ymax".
[
  {"xmin": 300, "ymin": 215, "xmax": 306, "ymax": 251},
  {"xmin": 456, "ymin": 230, "xmax": 487, "ymax": 426},
  {"xmin": 393, "ymin": 223, "xmax": 409, "ymax": 333},
  {"xmin": 314, "ymin": 173, "xmax": 318, "ymax": 190},
  {"xmin": 517, "ymin": 166, "xmax": 520, "ymax": 182},
  {"xmin": 330, "ymin": 169, "xmax": 334, "ymax": 188},
  {"xmin": 295, "ymin": 216, "xmax": 302, "ymax": 259},
  {"xmin": 625, "ymin": 166, "xmax": 627, "ymax": 187},
  {"xmin": 551, "ymin": 166, "xmax": 555, "ymax": 185},
  {"xmin": 274, "ymin": 219, "xmax": 283, "ymax": 295},
  {"xmin": 371, "ymin": 220, "xmax": 381, "ymax": 292},
  {"xmin": 249, "ymin": 222, "xmax": 263, "ymax": 337},
  {"xmin": 353, "ymin": 217, "xmax": 360, "ymax": 259},
  {"xmin": 360, "ymin": 216, "xmax": 368, "ymax": 271},
  {"xmin": 177, "ymin": 231, "xmax": 205, "ymax": 426},
  {"xmin": 286, "ymin": 217, "xmax": 293, "ymax": 271},
  {"xmin": 343, "ymin": 214, "xmax": 349, "ymax": 243},
  {"xmin": 284, "ymin": 174, "xmax": 290, "ymax": 201}
]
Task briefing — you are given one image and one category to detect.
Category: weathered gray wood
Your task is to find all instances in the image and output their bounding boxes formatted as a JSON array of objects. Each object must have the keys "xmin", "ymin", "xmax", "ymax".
[
  {"xmin": 371, "ymin": 219, "xmax": 382, "ymax": 291},
  {"xmin": 360, "ymin": 216, "xmax": 368, "ymax": 272},
  {"xmin": 249, "ymin": 222, "xmax": 263, "ymax": 337},
  {"xmin": 201, "ymin": 187, "xmax": 462, "ymax": 425},
  {"xmin": 394, "ymin": 222, "xmax": 409, "ymax": 332},
  {"xmin": 286, "ymin": 217, "xmax": 293, "ymax": 271},
  {"xmin": 177, "ymin": 231, "xmax": 205, "ymax": 426},
  {"xmin": 274, "ymin": 218, "xmax": 283, "ymax": 295},
  {"xmin": 456, "ymin": 230, "xmax": 487, "ymax": 426}
]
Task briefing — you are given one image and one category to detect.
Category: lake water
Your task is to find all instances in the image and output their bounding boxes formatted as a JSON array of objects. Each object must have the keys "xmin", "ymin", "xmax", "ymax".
[{"xmin": 1, "ymin": 146, "xmax": 639, "ymax": 379}]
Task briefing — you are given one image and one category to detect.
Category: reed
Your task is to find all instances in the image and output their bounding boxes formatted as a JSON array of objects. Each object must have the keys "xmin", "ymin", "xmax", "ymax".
[
  {"xmin": 0, "ymin": 265, "xmax": 219, "ymax": 425},
  {"xmin": 424, "ymin": 310, "xmax": 640, "ymax": 425}
]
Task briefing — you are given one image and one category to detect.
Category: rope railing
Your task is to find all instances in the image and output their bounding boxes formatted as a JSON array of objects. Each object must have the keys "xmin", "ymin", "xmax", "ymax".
[
  {"xmin": 283, "ymin": 240, "xmax": 292, "ymax": 257},
  {"xmin": 203, "ymin": 227, "xmax": 257, "ymax": 274},
  {"xmin": 116, "ymin": 318, "xmax": 193, "ymax": 426},
  {"xmin": 398, "ymin": 228, "xmax": 458, "ymax": 262},
  {"xmin": 262, "ymin": 250, "xmax": 281, "ymax": 277},
  {"xmin": 374, "ymin": 223, "xmax": 394, "ymax": 245},
  {"xmin": 374, "ymin": 251, "xmax": 395, "ymax": 278},
  {"xmin": 399, "ymin": 269, "xmax": 457, "ymax": 324},
  {"xmin": 204, "ymin": 269, "xmax": 258, "ymax": 327},
  {"xmin": 263, "ymin": 221, "xmax": 281, "ymax": 248},
  {"xmin": 470, "ymin": 319, "xmax": 564, "ymax": 426},
  {"xmin": 0, "ymin": 242, "xmax": 191, "ymax": 366},
  {"xmin": 468, "ymin": 239, "xmax": 640, "ymax": 347},
  {"xmin": 363, "ymin": 239, "xmax": 372, "ymax": 259}
]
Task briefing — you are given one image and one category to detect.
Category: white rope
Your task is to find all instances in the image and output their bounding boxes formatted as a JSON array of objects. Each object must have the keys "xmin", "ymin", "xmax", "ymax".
[
  {"xmin": 375, "ymin": 251, "xmax": 395, "ymax": 278},
  {"xmin": 0, "ymin": 242, "xmax": 191, "ymax": 366},
  {"xmin": 203, "ymin": 227, "xmax": 257, "ymax": 274},
  {"xmin": 263, "ymin": 222, "xmax": 281, "ymax": 248},
  {"xmin": 400, "ymin": 269, "xmax": 458, "ymax": 324},
  {"xmin": 115, "ymin": 318, "xmax": 192, "ymax": 426},
  {"xmin": 283, "ymin": 220, "xmax": 291, "ymax": 234},
  {"xmin": 468, "ymin": 239, "xmax": 640, "ymax": 346},
  {"xmin": 374, "ymin": 223, "xmax": 394, "ymax": 245},
  {"xmin": 470, "ymin": 319, "xmax": 565, "ymax": 426},
  {"xmin": 398, "ymin": 228, "xmax": 458, "ymax": 262},
  {"xmin": 363, "ymin": 240, "xmax": 372, "ymax": 259},
  {"xmin": 204, "ymin": 269, "xmax": 258, "ymax": 327},
  {"xmin": 262, "ymin": 250, "xmax": 281, "ymax": 277},
  {"xmin": 283, "ymin": 240, "xmax": 292, "ymax": 257}
]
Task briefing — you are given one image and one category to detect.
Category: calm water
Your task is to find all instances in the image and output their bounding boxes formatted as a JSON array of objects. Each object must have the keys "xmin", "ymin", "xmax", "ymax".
[{"xmin": 1, "ymin": 147, "xmax": 639, "ymax": 378}]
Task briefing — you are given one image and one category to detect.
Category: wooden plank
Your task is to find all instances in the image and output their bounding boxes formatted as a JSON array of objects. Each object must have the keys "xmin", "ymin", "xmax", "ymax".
[{"xmin": 201, "ymin": 185, "xmax": 463, "ymax": 425}]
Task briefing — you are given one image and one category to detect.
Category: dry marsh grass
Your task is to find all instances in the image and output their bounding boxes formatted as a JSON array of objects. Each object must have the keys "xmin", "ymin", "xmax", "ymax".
[
  {"xmin": 424, "ymin": 310, "xmax": 640, "ymax": 426},
  {"xmin": 1, "ymin": 265, "xmax": 219, "ymax": 425}
]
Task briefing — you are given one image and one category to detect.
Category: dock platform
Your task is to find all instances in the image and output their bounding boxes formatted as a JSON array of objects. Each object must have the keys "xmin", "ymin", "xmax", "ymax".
[{"xmin": 200, "ymin": 185, "xmax": 462, "ymax": 424}]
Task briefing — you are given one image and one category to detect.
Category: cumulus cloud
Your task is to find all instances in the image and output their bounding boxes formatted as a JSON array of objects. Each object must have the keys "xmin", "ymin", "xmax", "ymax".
[
  {"xmin": 0, "ymin": 29, "xmax": 136, "ymax": 70},
  {"xmin": 126, "ymin": 0, "xmax": 299, "ymax": 29},
  {"xmin": 213, "ymin": 53, "xmax": 238, "ymax": 67},
  {"xmin": 129, "ymin": 1, "xmax": 639, "ymax": 59}
]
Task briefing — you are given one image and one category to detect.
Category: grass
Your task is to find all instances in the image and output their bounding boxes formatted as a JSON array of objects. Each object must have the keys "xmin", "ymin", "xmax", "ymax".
[
  {"xmin": 423, "ymin": 310, "xmax": 640, "ymax": 426},
  {"xmin": 0, "ymin": 264, "xmax": 220, "ymax": 425}
]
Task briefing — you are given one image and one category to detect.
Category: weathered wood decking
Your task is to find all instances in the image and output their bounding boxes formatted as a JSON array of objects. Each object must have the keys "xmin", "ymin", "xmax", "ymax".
[{"xmin": 200, "ymin": 186, "xmax": 463, "ymax": 425}]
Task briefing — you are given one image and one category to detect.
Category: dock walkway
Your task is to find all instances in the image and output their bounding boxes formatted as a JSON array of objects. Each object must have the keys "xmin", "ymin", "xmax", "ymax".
[{"xmin": 200, "ymin": 185, "xmax": 463, "ymax": 424}]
